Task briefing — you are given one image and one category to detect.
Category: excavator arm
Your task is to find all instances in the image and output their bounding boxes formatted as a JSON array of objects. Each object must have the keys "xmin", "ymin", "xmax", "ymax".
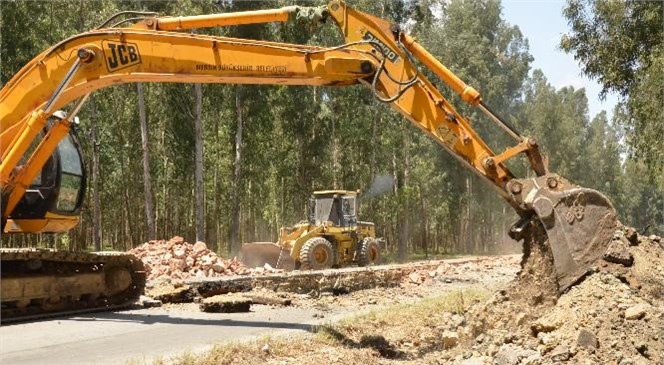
[{"xmin": 0, "ymin": 0, "xmax": 617, "ymax": 290}]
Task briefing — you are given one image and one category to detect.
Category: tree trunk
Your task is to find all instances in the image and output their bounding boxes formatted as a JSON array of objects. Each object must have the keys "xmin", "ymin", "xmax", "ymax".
[
  {"xmin": 193, "ymin": 84, "xmax": 205, "ymax": 242},
  {"xmin": 230, "ymin": 86, "xmax": 244, "ymax": 256},
  {"xmin": 117, "ymin": 118, "xmax": 133, "ymax": 249},
  {"xmin": 211, "ymin": 108, "xmax": 221, "ymax": 252},
  {"xmin": 398, "ymin": 130, "xmax": 411, "ymax": 262},
  {"xmin": 137, "ymin": 83, "xmax": 156, "ymax": 241},
  {"xmin": 420, "ymin": 189, "xmax": 428, "ymax": 258},
  {"xmin": 332, "ymin": 108, "xmax": 339, "ymax": 189},
  {"xmin": 280, "ymin": 176, "xmax": 285, "ymax": 230},
  {"xmin": 123, "ymin": 185, "xmax": 133, "ymax": 249},
  {"xmin": 160, "ymin": 128, "xmax": 168, "ymax": 239},
  {"xmin": 369, "ymin": 112, "xmax": 380, "ymax": 215},
  {"xmin": 465, "ymin": 176, "xmax": 472, "ymax": 253},
  {"xmin": 90, "ymin": 96, "xmax": 102, "ymax": 251}
]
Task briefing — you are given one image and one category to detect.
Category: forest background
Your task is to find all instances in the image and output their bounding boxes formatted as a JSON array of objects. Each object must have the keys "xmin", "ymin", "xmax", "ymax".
[{"xmin": 1, "ymin": 0, "xmax": 662, "ymax": 261}]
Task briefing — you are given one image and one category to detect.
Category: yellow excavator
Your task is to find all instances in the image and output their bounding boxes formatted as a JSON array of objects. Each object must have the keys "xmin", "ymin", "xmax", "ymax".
[{"xmin": 1, "ymin": 1, "xmax": 617, "ymax": 321}]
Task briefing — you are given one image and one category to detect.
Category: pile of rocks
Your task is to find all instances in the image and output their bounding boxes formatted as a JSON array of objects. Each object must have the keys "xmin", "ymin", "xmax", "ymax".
[
  {"xmin": 128, "ymin": 236, "xmax": 250, "ymax": 281},
  {"xmin": 446, "ymin": 225, "xmax": 664, "ymax": 364}
]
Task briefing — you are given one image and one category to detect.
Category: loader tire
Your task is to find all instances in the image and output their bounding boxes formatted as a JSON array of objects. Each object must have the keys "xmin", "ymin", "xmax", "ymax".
[
  {"xmin": 300, "ymin": 237, "xmax": 334, "ymax": 270},
  {"xmin": 357, "ymin": 237, "xmax": 380, "ymax": 267}
]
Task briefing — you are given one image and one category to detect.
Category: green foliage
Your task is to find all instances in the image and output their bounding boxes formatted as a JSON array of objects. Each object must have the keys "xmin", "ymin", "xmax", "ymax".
[
  {"xmin": 2, "ymin": 0, "xmax": 661, "ymax": 252},
  {"xmin": 560, "ymin": 0, "xmax": 662, "ymax": 97},
  {"xmin": 520, "ymin": 70, "xmax": 590, "ymax": 181},
  {"xmin": 561, "ymin": 0, "xmax": 664, "ymax": 178},
  {"xmin": 623, "ymin": 48, "xmax": 664, "ymax": 175}
]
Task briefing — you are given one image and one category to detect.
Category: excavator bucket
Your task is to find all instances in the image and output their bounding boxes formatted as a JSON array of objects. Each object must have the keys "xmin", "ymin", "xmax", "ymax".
[
  {"xmin": 512, "ymin": 175, "xmax": 618, "ymax": 292},
  {"xmin": 240, "ymin": 242, "xmax": 296, "ymax": 271}
]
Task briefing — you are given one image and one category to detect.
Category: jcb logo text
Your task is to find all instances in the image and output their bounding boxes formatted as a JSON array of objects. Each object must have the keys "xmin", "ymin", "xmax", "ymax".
[
  {"xmin": 362, "ymin": 31, "xmax": 401, "ymax": 64},
  {"xmin": 103, "ymin": 41, "xmax": 141, "ymax": 71}
]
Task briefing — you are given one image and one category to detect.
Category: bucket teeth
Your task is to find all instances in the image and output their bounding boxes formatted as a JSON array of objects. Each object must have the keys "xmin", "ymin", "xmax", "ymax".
[{"xmin": 508, "ymin": 174, "xmax": 618, "ymax": 292}]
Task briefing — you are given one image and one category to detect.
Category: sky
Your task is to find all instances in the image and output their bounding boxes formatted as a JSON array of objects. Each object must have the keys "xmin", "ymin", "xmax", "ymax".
[{"xmin": 500, "ymin": 0, "xmax": 620, "ymax": 120}]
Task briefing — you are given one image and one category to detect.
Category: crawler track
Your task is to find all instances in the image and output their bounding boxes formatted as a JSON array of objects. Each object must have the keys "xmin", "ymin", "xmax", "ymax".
[{"xmin": 1, "ymin": 249, "xmax": 146, "ymax": 324}]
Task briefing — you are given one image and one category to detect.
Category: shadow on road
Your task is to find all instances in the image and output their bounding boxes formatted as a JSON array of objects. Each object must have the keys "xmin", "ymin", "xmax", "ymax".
[{"xmin": 67, "ymin": 311, "xmax": 314, "ymax": 331}]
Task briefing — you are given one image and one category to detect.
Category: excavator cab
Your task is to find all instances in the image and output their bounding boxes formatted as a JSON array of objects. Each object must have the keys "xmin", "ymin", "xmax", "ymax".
[{"xmin": 2, "ymin": 112, "xmax": 86, "ymax": 233}]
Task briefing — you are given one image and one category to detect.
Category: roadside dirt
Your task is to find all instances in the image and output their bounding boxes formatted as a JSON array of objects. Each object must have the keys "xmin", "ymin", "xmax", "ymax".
[
  {"xmin": 157, "ymin": 225, "xmax": 663, "ymax": 365},
  {"xmin": 129, "ymin": 255, "xmax": 519, "ymax": 365},
  {"xmin": 290, "ymin": 255, "xmax": 520, "ymax": 312},
  {"xmin": 148, "ymin": 255, "xmax": 520, "ymax": 314},
  {"xmin": 452, "ymin": 224, "xmax": 664, "ymax": 364}
]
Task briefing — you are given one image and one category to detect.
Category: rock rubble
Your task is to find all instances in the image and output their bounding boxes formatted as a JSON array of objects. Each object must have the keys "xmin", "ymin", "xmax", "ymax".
[
  {"xmin": 453, "ymin": 224, "xmax": 664, "ymax": 364},
  {"xmin": 128, "ymin": 236, "xmax": 250, "ymax": 281}
]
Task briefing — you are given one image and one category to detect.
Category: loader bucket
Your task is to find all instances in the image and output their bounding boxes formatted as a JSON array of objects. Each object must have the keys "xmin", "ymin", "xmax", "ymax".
[
  {"xmin": 513, "ymin": 175, "xmax": 618, "ymax": 292},
  {"xmin": 240, "ymin": 242, "xmax": 296, "ymax": 271}
]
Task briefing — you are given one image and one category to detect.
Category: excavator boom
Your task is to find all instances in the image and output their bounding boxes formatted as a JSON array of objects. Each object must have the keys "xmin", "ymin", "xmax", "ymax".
[{"xmin": 1, "ymin": 0, "xmax": 617, "ymax": 304}]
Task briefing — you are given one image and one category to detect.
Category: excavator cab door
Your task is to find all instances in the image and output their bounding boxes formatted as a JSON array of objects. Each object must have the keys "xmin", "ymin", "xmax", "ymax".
[
  {"xmin": 51, "ymin": 131, "xmax": 86, "ymax": 213},
  {"xmin": 4, "ymin": 116, "xmax": 86, "ymax": 233}
]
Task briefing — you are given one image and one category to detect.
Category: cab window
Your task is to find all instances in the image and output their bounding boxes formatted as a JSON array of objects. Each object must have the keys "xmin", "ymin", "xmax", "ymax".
[
  {"xmin": 343, "ymin": 197, "xmax": 356, "ymax": 216},
  {"xmin": 55, "ymin": 134, "xmax": 83, "ymax": 212}
]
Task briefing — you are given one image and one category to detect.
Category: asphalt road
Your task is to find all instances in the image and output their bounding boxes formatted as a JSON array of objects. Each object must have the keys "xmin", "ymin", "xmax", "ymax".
[
  {"xmin": 0, "ymin": 304, "xmax": 345, "ymax": 365},
  {"xmin": 0, "ymin": 255, "xmax": 520, "ymax": 365}
]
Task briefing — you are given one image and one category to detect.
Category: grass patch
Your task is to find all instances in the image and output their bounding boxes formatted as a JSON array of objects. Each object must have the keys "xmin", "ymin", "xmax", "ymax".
[
  {"xmin": 165, "ymin": 336, "xmax": 308, "ymax": 365},
  {"xmin": 311, "ymin": 288, "xmax": 488, "ymax": 358},
  {"xmin": 162, "ymin": 288, "xmax": 489, "ymax": 365}
]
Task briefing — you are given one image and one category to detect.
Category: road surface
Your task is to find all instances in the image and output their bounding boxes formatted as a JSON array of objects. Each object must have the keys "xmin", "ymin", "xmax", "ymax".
[
  {"xmin": 0, "ymin": 255, "xmax": 520, "ymax": 364},
  {"xmin": 0, "ymin": 304, "xmax": 350, "ymax": 365}
]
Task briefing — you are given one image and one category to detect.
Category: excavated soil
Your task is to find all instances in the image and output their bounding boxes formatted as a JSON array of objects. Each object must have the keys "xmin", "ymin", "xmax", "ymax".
[
  {"xmin": 132, "ymin": 227, "xmax": 663, "ymax": 364},
  {"xmin": 452, "ymin": 223, "xmax": 664, "ymax": 365}
]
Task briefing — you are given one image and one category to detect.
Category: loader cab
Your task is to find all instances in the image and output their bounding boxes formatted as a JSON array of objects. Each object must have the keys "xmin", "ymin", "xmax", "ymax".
[
  {"xmin": 308, "ymin": 190, "xmax": 357, "ymax": 227},
  {"xmin": 3, "ymin": 112, "xmax": 86, "ymax": 233}
]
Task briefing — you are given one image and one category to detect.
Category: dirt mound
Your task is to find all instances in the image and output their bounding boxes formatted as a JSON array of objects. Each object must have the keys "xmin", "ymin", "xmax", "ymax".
[
  {"xmin": 128, "ymin": 236, "xmax": 250, "ymax": 281},
  {"xmin": 457, "ymin": 224, "xmax": 664, "ymax": 364},
  {"xmin": 401, "ymin": 256, "xmax": 521, "ymax": 287}
]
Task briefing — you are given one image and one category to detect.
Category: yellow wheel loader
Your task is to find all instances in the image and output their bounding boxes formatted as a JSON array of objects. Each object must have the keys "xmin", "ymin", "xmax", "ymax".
[{"xmin": 241, "ymin": 190, "xmax": 381, "ymax": 270}]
